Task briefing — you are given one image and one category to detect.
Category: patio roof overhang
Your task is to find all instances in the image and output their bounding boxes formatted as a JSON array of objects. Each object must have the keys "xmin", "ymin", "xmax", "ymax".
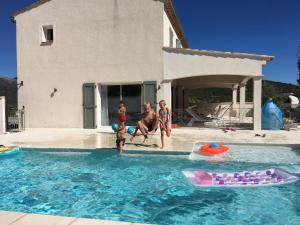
[
  {"xmin": 173, "ymin": 75, "xmax": 252, "ymax": 89},
  {"xmin": 163, "ymin": 47, "xmax": 274, "ymax": 82},
  {"xmin": 162, "ymin": 47, "xmax": 274, "ymax": 131}
]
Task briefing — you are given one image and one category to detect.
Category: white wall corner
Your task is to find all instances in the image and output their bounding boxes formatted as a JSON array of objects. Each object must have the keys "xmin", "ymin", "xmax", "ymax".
[{"xmin": 0, "ymin": 96, "xmax": 6, "ymax": 134}]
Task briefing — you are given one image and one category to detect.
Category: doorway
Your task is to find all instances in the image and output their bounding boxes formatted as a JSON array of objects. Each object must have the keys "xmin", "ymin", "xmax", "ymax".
[{"xmin": 101, "ymin": 84, "xmax": 142, "ymax": 126}]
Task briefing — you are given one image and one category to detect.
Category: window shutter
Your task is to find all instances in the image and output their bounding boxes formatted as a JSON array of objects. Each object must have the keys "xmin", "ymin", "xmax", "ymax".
[
  {"xmin": 143, "ymin": 81, "xmax": 157, "ymax": 111},
  {"xmin": 176, "ymin": 39, "xmax": 181, "ymax": 48},
  {"xmin": 83, "ymin": 83, "xmax": 96, "ymax": 128}
]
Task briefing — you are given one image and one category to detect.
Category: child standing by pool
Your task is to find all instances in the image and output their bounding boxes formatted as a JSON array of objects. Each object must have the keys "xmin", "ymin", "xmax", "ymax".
[
  {"xmin": 118, "ymin": 101, "xmax": 126, "ymax": 123},
  {"xmin": 116, "ymin": 101, "xmax": 127, "ymax": 155},
  {"xmin": 158, "ymin": 100, "xmax": 171, "ymax": 149},
  {"xmin": 116, "ymin": 121, "xmax": 126, "ymax": 155}
]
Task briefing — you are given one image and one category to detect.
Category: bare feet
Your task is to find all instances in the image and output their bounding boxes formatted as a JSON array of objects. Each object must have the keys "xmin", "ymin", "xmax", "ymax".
[
  {"xmin": 160, "ymin": 145, "xmax": 164, "ymax": 149},
  {"xmin": 142, "ymin": 136, "xmax": 148, "ymax": 144},
  {"xmin": 130, "ymin": 135, "xmax": 134, "ymax": 142}
]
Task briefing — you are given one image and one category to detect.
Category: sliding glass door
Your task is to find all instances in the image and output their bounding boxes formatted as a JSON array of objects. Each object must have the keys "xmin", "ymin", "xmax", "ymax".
[{"xmin": 101, "ymin": 84, "xmax": 142, "ymax": 126}]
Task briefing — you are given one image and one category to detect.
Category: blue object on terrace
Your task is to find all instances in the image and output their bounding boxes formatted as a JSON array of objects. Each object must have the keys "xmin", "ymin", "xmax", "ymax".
[
  {"xmin": 111, "ymin": 123, "xmax": 119, "ymax": 131},
  {"xmin": 127, "ymin": 127, "xmax": 135, "ymax": 135},
  {"xmin": 262, "ymin": 99, "xmax": 283, "ymax": 130},
  {"xmin": 209, "ymin": 143, "xmax": 219, "ymax": 148}
]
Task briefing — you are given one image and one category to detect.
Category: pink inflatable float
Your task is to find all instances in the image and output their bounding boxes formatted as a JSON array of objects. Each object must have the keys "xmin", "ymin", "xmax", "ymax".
[{"xmin": 182, "ymin": 169, "xmax": 298, "ymax": 187}]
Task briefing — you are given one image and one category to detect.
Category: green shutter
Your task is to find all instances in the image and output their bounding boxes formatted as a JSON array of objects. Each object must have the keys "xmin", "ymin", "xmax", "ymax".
[
  {"xmin": 176, "ymin": 39, "xmax": 181, "ymax": 48},
  {"xmin": 143, "ymin": 81, "xmax": 157, "ymax": 110},
  {"xmin": 83, "ymin": 83, "xmax": 96, "ymax": 129}
]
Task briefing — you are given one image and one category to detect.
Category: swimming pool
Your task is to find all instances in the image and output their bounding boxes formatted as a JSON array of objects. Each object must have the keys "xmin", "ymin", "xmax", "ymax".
[{"xmin": 0, "ymin": 146, "xmax": 300, "ymax": 225}]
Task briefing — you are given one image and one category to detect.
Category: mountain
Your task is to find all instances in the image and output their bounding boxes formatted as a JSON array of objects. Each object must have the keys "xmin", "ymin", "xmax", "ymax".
[
  {"xmin": 0, "ymin": 76, "xmax": 17, "ymax": 110},
  {"xmin": 189, "ymin": 80, "xmax": 300, "ymax": 107}
]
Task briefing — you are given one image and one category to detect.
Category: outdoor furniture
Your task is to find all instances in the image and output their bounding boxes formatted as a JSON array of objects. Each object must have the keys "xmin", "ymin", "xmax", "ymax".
[
  {"xmin": 186, "ymin": 106, "xmax": 213, "ymax": 126},
  {"xmin": 185, "ymin": 102, "xmax": 234, "ymax": 127},
  {"xmin": 186, "ymin": 104, "xmax": 231, "ymax": 127}
]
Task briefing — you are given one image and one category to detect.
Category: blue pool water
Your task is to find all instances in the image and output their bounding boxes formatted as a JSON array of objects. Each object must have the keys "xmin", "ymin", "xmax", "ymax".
[{"xmin": 0, "ymin": 146, "xmax": 300, "ymax": 225}]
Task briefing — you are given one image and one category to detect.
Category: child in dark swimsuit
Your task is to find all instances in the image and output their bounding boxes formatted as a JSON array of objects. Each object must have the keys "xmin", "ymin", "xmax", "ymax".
[
  {"xmin": 158, "ymin": 100, "xmax": 171, "ymax": 149},
  {"xmin": 116, "ymin": 101, "xmax": 126, "ymax": 155},
  {"xmin": 116, "ymin": 121, "xmax": 126, "ymax": 155}
]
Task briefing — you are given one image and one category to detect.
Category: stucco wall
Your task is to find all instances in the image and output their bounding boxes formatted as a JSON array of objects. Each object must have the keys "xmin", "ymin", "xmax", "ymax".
[
  {"xmin": 16, "ymin": 0, "xmax": 165, "ymax": 128},
  {"xmin": 0, "ymin": 96, "xmax": 5, "ymax": 134},
  {"xmin": 163, "ymin": 50, "xmax": 266, "ymax": 80},
  {"xmin": 163, "ymin": 10, "xmax": 180, "ymax": 47}
]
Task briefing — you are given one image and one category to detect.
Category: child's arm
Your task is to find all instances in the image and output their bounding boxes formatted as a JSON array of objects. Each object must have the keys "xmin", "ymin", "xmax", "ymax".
[{"xmin": 166, "ymin": 108, "xmax": 171, "ymax": 123}]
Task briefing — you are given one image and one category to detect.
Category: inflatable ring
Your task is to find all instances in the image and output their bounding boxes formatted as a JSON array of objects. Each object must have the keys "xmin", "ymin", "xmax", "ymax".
[
  {"xmin": 0, "ymin": 147, "xmax": 20, "ymax": 157},
  {"xmin": 200, "ymin": 144, "xmax": 229, "ymax": 155},
  {"xmin": 0, "ymin": 147, "xmax": 11, "ymax": 151}
]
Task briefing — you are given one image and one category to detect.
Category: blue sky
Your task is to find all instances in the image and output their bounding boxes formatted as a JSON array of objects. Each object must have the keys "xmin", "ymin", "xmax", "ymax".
[{"xmin": 0, "ymin": 0, "xmax": 299, "ymax": 84}]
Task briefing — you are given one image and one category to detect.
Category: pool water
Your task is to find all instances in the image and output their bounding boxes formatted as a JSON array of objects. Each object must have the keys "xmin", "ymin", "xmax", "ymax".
[{"xmin": 0, "ymin": 146, "xmax": 300, "ymax": 225}]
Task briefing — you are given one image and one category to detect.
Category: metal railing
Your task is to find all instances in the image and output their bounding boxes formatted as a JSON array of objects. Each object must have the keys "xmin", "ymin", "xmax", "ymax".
[
  {"xmin": 6, "ymin": 108, "xmax": 25, "ymax": 132},
  {"xmin": 172, "ymin": 105, "xmax": 300, "ymax": 130},
  {"xmin": 172, "ymin": 107, "xmax": 254, "ymax": 129}
]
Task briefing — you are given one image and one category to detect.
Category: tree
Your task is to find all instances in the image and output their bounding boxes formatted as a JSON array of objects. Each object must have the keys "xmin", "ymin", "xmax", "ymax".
[{"xmin": 297, "ymin": 47, "xmax": 300, "ymax": 85}]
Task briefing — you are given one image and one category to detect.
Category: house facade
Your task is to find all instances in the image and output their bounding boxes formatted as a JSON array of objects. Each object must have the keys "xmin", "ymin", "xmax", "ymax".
[{"xmin": 13, "ymin": 0, "xmax": 273, "ymax": 130}]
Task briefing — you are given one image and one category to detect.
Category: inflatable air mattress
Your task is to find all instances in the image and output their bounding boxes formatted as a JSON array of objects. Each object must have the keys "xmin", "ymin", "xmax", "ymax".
[
  {"xmin": 0, "ymin": 146, "xmax": 20, "ymax": 157},
  {"xmin": 182, "ymin": 169, "xmax": 298, "ymax": 187}
]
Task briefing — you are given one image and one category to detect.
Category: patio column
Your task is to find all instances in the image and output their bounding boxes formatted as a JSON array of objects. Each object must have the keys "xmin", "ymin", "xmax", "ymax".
[
  {"xmin": 253, "ymin": 77, "xmax": 262, "ymax": 130},
  {"xmin": 232, "ymin": 84, "xmax": 238, "ymax": 108},
  {"xmin": 162, "ymin": 81, "xmax": 172, "ymax": 111},
  {"xmin": 239, "ymin": 83, "xmax": 246, "ymax": 122}
]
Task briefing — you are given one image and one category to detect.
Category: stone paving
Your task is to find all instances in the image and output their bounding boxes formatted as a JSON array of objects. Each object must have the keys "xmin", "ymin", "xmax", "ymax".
[
  {"xmin": 1, "ymin": 127, "xmax": 300, "ymax": 151},
  {"xmin": 0, "ymin": 211, "xmax": 149, "ymax": 225}
]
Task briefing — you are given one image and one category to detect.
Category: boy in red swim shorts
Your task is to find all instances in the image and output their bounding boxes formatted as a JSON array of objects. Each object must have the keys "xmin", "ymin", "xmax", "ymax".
[{"xmin": 118, "ymin": 101, "xmax": 126, "ymax": 123}]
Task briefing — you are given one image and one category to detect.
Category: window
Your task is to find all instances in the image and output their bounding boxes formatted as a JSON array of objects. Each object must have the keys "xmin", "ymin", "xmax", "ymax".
[
  {"xmin": 169, "ymin": 28, "xmax": 173, "ymax": 48},
  {"xmin": 41, "ymin": 25, "xmax": 54, "ymax": 45},
  {"xmin": 176, "ymin": 39, "xmax": 181, "ymax": 48}
]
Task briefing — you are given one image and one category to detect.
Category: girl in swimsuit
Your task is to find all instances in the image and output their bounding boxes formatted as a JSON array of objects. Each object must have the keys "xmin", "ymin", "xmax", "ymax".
[{"xmin": 158, "ymin": 100, "xmax": 171, "ymax": 149}]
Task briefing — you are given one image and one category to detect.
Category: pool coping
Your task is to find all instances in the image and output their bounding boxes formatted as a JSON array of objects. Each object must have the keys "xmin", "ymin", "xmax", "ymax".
[
  {"xmin": 19, "ymin": 142, "xmax": 300, "ymax": 154},
  {"xmin": 0, "ymin": 210, "xmax": 153, "ymax": 225}
]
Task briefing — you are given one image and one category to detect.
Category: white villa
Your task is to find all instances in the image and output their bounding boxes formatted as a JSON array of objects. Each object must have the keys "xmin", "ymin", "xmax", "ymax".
[{"xmin": 13, "ymin": 0, "xmax": 273, "ymax": 130}]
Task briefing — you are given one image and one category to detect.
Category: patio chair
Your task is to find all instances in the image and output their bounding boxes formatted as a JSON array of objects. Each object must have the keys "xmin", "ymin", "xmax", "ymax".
[
  {"xmin": 186, "ymin": 103, "xmax": 232, "ymax": 127},
  {"xmin": 186, "ymin": 106, "xmax": 213, "ymax": 126}
]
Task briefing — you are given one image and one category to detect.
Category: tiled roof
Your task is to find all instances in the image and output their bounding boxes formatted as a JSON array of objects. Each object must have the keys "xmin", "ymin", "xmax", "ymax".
[{"xmin": 164, "ymin": 0, "xmax": 188, "ymax": 48}]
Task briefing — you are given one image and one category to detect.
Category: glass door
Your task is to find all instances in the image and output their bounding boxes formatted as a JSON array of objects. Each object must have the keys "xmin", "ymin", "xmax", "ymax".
[
  {"xmin": 101, "ymin": 84, "xmax": 141, "ymax": 126},
  {"xmin": 122, "ymin": 85, "xmax": 142, "ymax": 125}
]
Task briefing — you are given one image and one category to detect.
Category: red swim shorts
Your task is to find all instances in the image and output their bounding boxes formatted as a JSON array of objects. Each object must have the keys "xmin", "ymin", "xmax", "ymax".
[{"xmin": 119, "ymin": 115, "xmax": 126, "ymax": 122}]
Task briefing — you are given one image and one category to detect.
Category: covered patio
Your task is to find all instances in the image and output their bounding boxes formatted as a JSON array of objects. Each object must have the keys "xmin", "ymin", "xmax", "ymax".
[{"xmin": 162, "ymin": 47, "xmax": 274, "ymax": 130}]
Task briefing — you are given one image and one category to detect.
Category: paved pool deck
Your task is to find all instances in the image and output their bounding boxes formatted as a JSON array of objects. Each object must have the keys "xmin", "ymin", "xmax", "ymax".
[
  {"xmin": 0, "ymin": 211, "xmax": 148, "ymax": 225},
  {"xmin": 1, "ymin": 127, "xmax": 300, "ymax": 151},
  {"xmin": 1, "ymin": 127, "xmax": 300, "ymax": 225}
]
